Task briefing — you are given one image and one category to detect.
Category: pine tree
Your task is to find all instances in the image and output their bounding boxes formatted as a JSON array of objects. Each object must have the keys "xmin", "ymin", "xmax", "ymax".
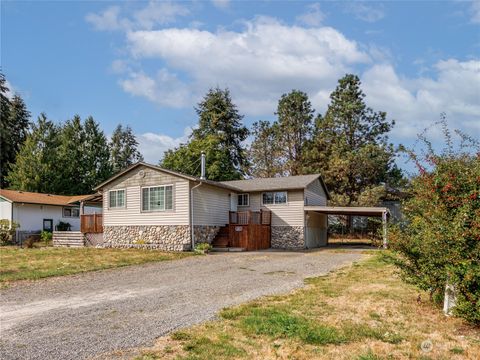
[
  {"xmin": 6, "ymin": 114, "xmax": 60, "ymax": 193},
  {"xmin": 248, "ymin": 121, "xmax": 283, "ymax": 177},
  {"xmin": 110, "ymin": 125, "xmax": 143, "ymax": 173},
  {"xmin": 275, "ymin": 90, "xmax": 314, "ymax": 175},
  {"xmin": 307, "ymin": 74, "xmax": 402, "ymax": 206}
]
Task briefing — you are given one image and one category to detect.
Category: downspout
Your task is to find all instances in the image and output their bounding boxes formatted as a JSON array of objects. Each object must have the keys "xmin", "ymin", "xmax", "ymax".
[{"xmin": 190, "ymin": 181, "xmax": 202, "ymax": 250}]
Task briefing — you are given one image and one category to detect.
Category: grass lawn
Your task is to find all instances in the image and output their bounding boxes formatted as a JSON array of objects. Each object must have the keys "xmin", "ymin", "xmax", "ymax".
[
  {"xmin": 0, "ymin": 247, "xmax": 193, "ymax": 284},
  {"xmin": 137, "ymin": 252, "xmax": 480, "ymax": 360}
]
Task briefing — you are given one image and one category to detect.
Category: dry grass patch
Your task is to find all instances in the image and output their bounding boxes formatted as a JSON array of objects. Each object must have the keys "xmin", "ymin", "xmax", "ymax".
[
  {"xmin": 137, "ymin": 253, "xmax": 480, "ymax": 359},
  {"xmin": 0, "ymin": 247, "xmax": 193, "ymax": 284}
]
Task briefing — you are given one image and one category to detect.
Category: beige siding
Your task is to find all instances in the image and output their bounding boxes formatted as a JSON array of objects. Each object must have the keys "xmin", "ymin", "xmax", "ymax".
[
  {"xmin": 192, "ymin": 183, "xmax": 230, "ymax": 226},
  {"xmin": 304, "ymin": 179, "xmax": 327, "ymax": 206},
  {"xmin": 305, "ymin": 211, "xmax": 328, "ymax": 247},
  {"xmin": 102, "ymin": 166, "xmax": 190, "ymax": 226},
  {"xmin": 240, "ymin": 190, "xmax": 304, "ymax": 226}
]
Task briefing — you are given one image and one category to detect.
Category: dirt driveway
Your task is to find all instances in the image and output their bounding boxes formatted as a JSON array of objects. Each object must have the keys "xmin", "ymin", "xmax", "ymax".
[{"xmin": 0, "ymin": 249, "xmax": 362, "ymax": 360}]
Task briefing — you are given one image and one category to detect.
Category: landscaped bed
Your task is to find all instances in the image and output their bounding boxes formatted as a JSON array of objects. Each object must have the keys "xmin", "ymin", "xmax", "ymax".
[
  {"xmin": 137, "ymin": 253, "xmax": 480, "ymax": 359},
  {"xmin": 0, "ymin": 247, "xmax": 193, "ymax": 284}
]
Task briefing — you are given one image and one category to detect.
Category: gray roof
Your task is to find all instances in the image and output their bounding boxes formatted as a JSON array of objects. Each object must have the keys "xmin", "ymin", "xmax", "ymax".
[{"xmin": 221, "ymin": 174, "xmax": 325, "ymax": 193}]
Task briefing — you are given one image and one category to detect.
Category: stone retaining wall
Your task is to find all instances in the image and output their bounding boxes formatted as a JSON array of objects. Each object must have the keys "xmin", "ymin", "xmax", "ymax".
[
  {"xmin": 103, "ymin": 225, "xmax": 221, "ymax": 251},
  {"xmin": 271, "ymin": 226, "xmax": 305, "ymax": 249}
]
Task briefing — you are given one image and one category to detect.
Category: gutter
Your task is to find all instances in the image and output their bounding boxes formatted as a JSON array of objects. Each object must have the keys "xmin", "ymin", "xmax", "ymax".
[{"xmin": 190, "ymin": 181, "xmax": 203, "ymax": 250}]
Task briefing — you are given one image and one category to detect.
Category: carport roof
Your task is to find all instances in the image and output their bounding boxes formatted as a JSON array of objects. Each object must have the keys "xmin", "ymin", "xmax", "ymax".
[{"xmin": 304, "ymin": 206, "xmax": 389, "ymax": 217}]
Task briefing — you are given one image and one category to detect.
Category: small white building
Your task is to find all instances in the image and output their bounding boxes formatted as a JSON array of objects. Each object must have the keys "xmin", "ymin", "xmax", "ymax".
[{"xmin": 0, "ymin": 189, "xmax": 101, "ymax": 242}]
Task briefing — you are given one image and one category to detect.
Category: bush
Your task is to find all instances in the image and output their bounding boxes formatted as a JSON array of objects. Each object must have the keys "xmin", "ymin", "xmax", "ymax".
[
  {"xmin": 40, "ymin": 230, "xmax": 53, "ymax": 245},
  {"xmin": 194, "ymin": 242, "xmax": 212, "ymax": 254},
  {"xmin": 0, "ymin": 219, "xmax": 19, "ymax": 246},
  {"xmin": 389, "ymin": 119, "xmax": 480, "ymax": 324}
]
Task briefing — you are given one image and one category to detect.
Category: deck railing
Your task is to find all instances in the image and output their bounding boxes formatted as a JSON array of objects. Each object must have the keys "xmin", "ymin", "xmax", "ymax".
[
  {"xmin": 229, "ymin": 210, "xmax": 271, "ymax": 225},
  {"xmin": 80, "ymin": 213, "xmax": 103, "ymax": 233}
]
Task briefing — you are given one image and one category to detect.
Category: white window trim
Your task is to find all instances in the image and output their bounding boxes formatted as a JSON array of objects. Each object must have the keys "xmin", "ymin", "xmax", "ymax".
[
  {"xmin": 141, "ymin": 184, "xmax": 175, "ymax": 212},
  {"xmin": 108, "ymin": 189, "xmax": 126, "ymax": 209},
  {"xmin": 237, "ymin": 193, "xmax": 249, "ymax": 207},
  {"xmin": 261, "ymin": 191, "xmax": 288, "ymax": 206},
  {"xmin": 62, "ymin": 207, "xmax": 80, "ymax": 218}
]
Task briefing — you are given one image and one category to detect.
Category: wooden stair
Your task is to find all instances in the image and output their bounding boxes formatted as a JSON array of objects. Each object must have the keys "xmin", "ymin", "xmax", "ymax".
[
  {"xmin": 53, "ymin": 231, "xmax": 85, "ymax": 248},
  {"xmin": 211, "ymin": 225, "xmax": 229, "ymax": 248}
]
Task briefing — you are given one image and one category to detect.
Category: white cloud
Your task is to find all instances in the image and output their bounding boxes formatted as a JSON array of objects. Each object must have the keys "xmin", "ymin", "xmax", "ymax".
[
  {"xmin": 345, "ymin": 2, "xmax": 385, "ymax": 23},
  {"xmin": 4, "ymin": 80, "xmax": 15, "ymax": 100},
  {"xmin": 125, "ymin": 17, "xmax": 370, "ymax": 114},
  {"xmin": 211, "ymin": 0, "xmax": 230, "ymax": 9},
  {"xmin": 120, "ymin": 69, "xmax": 191, "ymax": 108},
  {"xmin": 86, "ymin": 1, "xmax": 189, "ymax": 32},
  {"xmin": 137, "ymin": 127, "xmax": 192, "ymax": 163},
  {"xmin": 362, "ymin": 59, "xmax": 480, "ymax": 138},
  {"xmin": 296, "ymin": 3, "xmax": 326, "ymax": 26}
]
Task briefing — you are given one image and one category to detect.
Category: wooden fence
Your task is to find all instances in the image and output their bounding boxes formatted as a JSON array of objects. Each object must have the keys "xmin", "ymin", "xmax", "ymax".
[
  {"xmin": 80, "ymin": 214, "xmax": 103, "ymax": 233},
  {"xmin": 228, "ymin": 210, "xmax": 271, "ymax": 250}
]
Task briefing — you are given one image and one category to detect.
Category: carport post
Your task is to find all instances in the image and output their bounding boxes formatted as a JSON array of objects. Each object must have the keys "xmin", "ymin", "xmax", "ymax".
[{"xmin": 382, "ymin": 210, "xmax": 388, "ymax": 249}]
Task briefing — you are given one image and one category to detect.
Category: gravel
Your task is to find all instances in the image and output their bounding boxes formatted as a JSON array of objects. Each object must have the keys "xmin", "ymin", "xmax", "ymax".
[{"xmin": 0, "ymin": 249, "xmax": 362, "ymax": 360}]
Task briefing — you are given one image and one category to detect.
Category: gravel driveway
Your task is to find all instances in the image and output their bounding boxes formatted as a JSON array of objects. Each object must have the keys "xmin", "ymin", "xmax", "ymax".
[{"xmin": 0, "ymin": 249, "xmax": 362, "ymax": 360}]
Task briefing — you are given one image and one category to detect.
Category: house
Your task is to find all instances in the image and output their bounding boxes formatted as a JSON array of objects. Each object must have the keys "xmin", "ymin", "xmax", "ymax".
[
  {"xmin": 94, "ymin": 162, "xmax": 331, "ymax": 251},
  {"xmin": 0, "ymin": 189, "xmax": 101, "ymax": 242}
]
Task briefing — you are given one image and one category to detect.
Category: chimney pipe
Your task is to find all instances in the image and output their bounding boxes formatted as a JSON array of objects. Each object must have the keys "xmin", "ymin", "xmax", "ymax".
[{"xmin": 200, "ymin": 152, "xmax": 206, "ymax": 180}]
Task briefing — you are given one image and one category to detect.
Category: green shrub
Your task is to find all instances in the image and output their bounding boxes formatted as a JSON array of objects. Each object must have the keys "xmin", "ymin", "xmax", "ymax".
[
  {"xmin": 389, "ymin": 119, "xmax": 480, "ymax": 324},
  {"xmin": 40, "ymin": 230, "xmax": 53, "ymax": 245},
  {"xmin": 0, "ymin": 219, "xmax": 19, "ymax": 245},
  {"xmin": 194, "ymin": 242, "xmax": 212, "ymax": 254},
  {"xmin": 56, "ymin": 221, "xmax": 71, "ymax": 231}
]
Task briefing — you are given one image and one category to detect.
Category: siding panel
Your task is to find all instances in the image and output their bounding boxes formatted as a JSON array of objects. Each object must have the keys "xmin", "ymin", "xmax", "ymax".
[
  {"xmin": 193, "ymin": 184, "xmax": 230, "ymax": 226},
  {"xmin": 304, "ymin": 179, "xmax": 327, "ymax": 206}
]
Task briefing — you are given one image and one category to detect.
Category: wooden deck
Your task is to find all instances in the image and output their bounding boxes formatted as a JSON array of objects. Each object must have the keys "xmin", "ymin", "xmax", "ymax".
[
  {"xmin": 80, "ymin": 214, "xmax": 103, "ymax": 233},
  {"xmin": 225, "ymin": 210, "xmax": 271, "ymax": 251}
]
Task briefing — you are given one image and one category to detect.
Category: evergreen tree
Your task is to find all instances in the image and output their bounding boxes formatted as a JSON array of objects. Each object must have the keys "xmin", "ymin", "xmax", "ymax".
[
  {"xmin": 110, "ymin": 124, "xmax": 143, "ymax": 173},
  {"xmin": 275, "ymin": 90, "xmax": 314, "ymax": 175},
  {"xmin": 0, "ymin": 74, "xmax": 31, "ymax": 187},
  {"xmin": 248, "ymin": 121, "xmax": 283, "ymax": 178},
  {"xmin": 82, "ymin": 116, "xmax": 112, "ymax": 192},
  {"xmin": 161, "ymin": 87, "xmax": 248, "ymax": 180},
  {"xmin": 6, "ymin": 114, "xmax": 60, "ymax": 193},
  {"xmin": 307, "ymin": 74, "xmax": 402, "ymax": 206},
  {"xmin": 192, "ymin": 87, "xmax": 249, "ymax": 171},
  {"xmin": 162, "ymin": 135, "xmax": 242, "ymax": 181}
]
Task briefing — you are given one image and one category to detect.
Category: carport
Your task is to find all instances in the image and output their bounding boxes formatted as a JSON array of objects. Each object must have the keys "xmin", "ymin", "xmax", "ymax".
[{"xmin": 304, "ymin": 206, "xmax": 390, "ymax": 248}]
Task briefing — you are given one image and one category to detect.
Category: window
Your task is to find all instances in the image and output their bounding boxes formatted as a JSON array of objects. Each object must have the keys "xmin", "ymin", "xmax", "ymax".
[
  {"xmin": 63, "ymin": 207, "xmax": 80, "ymax": 218},
  {"xmin": 142, "ymin": 185, "xmax": 173, "ymax": 211},
  {"xmin": 109, "ymin": 189, "xmax": 125, "ymax": 208},
  {"xmin": 237, "ymin": 193, "xmax": 249, "ymax": 207},
  {"xmin": 262, "ymin": 191, "xmax": 287, "ymax": 205}
]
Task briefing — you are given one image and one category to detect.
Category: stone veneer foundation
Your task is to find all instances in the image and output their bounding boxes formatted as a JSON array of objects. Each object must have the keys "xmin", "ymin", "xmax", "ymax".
[
  {"xmin": 271, "ymin": 226, "xmax": 305, "ymax": 249},
  {"xmin": 103, "ymin": 225, "xmax": 221, "ymax": 251}
]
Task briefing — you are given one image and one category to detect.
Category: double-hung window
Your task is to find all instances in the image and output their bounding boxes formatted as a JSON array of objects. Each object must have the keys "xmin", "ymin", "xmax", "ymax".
[
  {"xmin": 262, "ymin": 191, "xmax": 287, "ymax": 205},
  {"xmin": 142, "ymin": 185, "xmax": 173, "ymax": 211},
  {"xmin": 237, "ymin": 193, "xmax": 249, "ymax": 207},
  {"xmin": 109, "ymin": 189, "xmax": 125, "ymax": 208}
]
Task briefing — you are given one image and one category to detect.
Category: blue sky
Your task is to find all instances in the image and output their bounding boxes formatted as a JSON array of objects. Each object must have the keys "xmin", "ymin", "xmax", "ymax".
[{"xmin": 2, "ymin": 1, "xmax": 479, "ymax": 167}]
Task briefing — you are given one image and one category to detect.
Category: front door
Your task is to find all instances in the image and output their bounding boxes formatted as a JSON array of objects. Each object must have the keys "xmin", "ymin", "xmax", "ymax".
[{"xmin": 43, "ymin": 219, "xmax": 53, "ymax": 232}]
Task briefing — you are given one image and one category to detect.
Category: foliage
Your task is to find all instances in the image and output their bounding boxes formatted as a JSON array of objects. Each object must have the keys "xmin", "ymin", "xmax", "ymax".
[
  {"xmin": 24, "ymin": 235, "xmax": 37, "ymax": 248},
  {"xmin": 162, "ymin": 87, "xmax": 248, "ymax": 181},
  {"xmin": 110, "ymin": 124, "xmax": 143, "ymax": 173},
  {"xmin": 162, "ymin": 135, "xmax": 243, "ymax": 181},
  {"xmin": 306, "ymin": 74, "xmax": 403, "ymax": 206},
  {"xmin": 0, "ymin": 219, "xmax": 19, "ymax": 246},
  {"xmin": 0, "ymin": 73, "xmax": 31, "ymax": 187},
  {"xmin": 247, "ymin": 120, "xmax": 283, "ymax": 178},
  {"xmin": 56, "ymin": 221, "xmax": 71, "ymax": 231},
  {"xmin": 389, "ymin": 119, "xmax": 480, "ymax": 324},
  {"xmin": 194, "ymin": 242, "xmax": 212, "ymax": 254},
  {"xmin": 275, "ymin": 90, "xmax": 314, "ymax": 175},
  {"xmin": 7, "ymin": 114, "xmax": 114, "ymax": 194},
  {"xmin": 40, "ymin": 230, "xmax": 53, "ymax": 245}
]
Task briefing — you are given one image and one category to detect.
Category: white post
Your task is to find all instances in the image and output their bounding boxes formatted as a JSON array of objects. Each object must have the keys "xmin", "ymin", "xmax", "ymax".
[{"xmin": 382, "ymin": 210, "xmax": 388, "ymax": 249}]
